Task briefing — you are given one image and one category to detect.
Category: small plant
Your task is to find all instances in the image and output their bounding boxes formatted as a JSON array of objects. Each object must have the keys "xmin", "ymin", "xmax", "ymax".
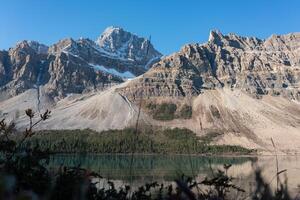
[
  {"xmin": 199, "ymin": 164, "xmax": 245, "ymax": 199},
  {"xmin": 0, "ymin": 109, "xmax": 52, "ymax": 196}
]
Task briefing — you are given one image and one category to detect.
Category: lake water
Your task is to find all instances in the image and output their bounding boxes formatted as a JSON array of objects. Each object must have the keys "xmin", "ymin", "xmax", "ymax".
[{"xmin": 49, "ymin": 154, "xmax": 300, "ymax": 196}]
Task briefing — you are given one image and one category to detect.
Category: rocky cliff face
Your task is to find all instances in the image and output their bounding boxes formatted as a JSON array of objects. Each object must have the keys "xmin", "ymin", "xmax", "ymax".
[
  {"xmin": 0, "ymin": 41, "xmax": 47, "ymax": 99},
  {"xmin": 1, "ymin": 31, "xmax": 300, "ymax": 153},
  {"xmin": 96, "ymin": 26, "xmax": 161, "ymax": 68},
  {"xmin": 0, "ymin": 27, "xmax": 162, "ymax": 101},
  {"xmin": 119, "ymin": 31, "xmax": 300, "ymax": 101}
]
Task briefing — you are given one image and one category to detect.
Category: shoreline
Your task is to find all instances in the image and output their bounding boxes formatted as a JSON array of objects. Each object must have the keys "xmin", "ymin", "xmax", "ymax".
[
  {"xmin": 49, "ymin": 152, "xmax": 254, "ymax": 157},
  {"xmin": 49, "ymin": 152, "xmax": 300, "ymax": 157}
]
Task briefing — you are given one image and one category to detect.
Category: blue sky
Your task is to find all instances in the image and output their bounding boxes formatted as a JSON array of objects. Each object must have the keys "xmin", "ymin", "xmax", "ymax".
[{"xmin": 0, "ymin": 0, "xmax": 299, "ymax": 54}]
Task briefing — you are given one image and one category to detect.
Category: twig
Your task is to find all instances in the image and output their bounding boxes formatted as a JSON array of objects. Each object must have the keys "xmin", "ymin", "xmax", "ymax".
[{"xmin": 271, "ymin": 137, "xmax": 279, "ymax": 192}]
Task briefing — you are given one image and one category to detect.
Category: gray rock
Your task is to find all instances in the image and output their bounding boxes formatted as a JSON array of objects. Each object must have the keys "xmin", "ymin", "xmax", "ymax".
[
  {"xmin": 0, "ymin": 27, "xmax": 162, "ymax": 101},
  {"xmin": 96, "ymin": 26, "xmax": 161, "ymax": 66},
  {"xmin": 119, "ymin": 31, "xmax": 300, "ymax": 101}
]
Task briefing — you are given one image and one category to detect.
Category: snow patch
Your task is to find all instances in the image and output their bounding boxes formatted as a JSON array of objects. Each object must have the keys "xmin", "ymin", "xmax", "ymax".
[
  {"xmin": 89, "ymin": 63, "xmax": 135, "ymax": 79},
  {"xmin": 93, "ymin": 45, "xmax": 129, "ymax": 61},
  {"xmin": 144, "ymin": 56, "xmax": 161, "ymax": 69}
]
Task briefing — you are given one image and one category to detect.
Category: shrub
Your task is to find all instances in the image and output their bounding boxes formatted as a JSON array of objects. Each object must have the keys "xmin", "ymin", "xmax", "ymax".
[
  {"xmin": 147, "ymin": 103, "xmax": 193, "ymax": 120},
  {"xmin": 179, "ymin": 105, "xmax": 192, "ymax": 119},
  {"xmin": 152, "ymin": 103, "xmax": 177, "ymax": 120},
  {"xmin": 199, "ymin": 131, "xmax": 222, "ymax": 144}
]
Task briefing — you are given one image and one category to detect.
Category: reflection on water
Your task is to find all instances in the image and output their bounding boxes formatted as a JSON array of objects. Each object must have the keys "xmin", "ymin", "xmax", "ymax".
[
  {"xmin": 49, "ymin": 154, "xmax": 300, "ymax": 195},
  {"xmin": 49, "ymin": 154, "xmax": 254, "ymax": 181}
]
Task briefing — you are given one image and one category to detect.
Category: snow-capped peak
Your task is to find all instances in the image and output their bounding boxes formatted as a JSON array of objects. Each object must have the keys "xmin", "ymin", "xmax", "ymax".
[
  {"xmin": 13, "ymin": 40, "xmax": 49, "ymax": 54},
  {"xmin": 96, "ymin": 26, "xmax": 131, "ymax": 53},
  {"xmin": 95, "ymin": 26, "xmax": 162, "ymax": 62},
  {"xmin": 97, "ymin": 26, "xmax": 123, "ymax": 44},
  {"xmin": 27, "ymin": 41, "xmax": 49, "ymax": 54}
]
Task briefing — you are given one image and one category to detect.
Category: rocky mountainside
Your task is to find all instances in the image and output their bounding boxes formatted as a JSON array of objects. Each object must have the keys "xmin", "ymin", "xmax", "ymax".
[
  {"xmin": 0, "ymin": 26, "xmax": 162, "ymax": 102},
  {"xmin": 118, "ymin": 31, "xmax": 300, "ymax": 101},
  {"xmin": 1, "ymin": 30, "xmax": 300, "ymax": 154}
]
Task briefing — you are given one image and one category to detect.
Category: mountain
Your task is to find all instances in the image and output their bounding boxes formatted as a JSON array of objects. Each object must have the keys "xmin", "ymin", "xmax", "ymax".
[
  {"xmin": 118, "ymin": 30, "xmax": 300, "ymax": 100},
  {"xmin": 112, "ymin": 31, "xmax": 300, "ymax": 153},
  {"xmin": 1, "ymin": 30, "xmax": 300, "ymax": 154},
  {"xmin": 96, "ymin": 26, "xmax": 162, "ymax": 67},
  {"xmin": 0, "ymin": 26, "xmax": 162, "ymax": 104}
]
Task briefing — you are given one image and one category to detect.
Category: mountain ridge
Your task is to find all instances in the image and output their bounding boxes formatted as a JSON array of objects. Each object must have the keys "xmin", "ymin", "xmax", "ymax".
[
  {"xmin": 0, "ymin": 27, "xmax": 162, "ymax": 102},
  {"xmin": 1, "ymin": 30, "xmax": 300, "ymax": 154},
  {"xmin": 118, "ymin": 30, "xmax": 300, "ymax": 101}
]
